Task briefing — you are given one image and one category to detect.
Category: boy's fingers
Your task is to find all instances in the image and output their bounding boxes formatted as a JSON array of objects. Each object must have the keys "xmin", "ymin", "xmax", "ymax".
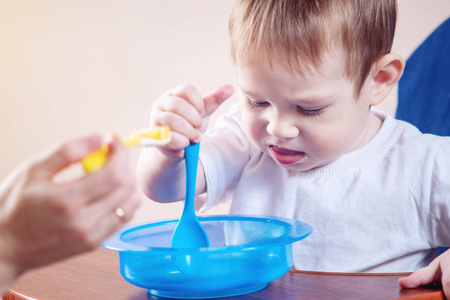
[
  {"xmin": 169, "ymin": 84, "xmax": 205, "ymax": 116},
  {"xmin": 398, "ymin": 273, "xmax": 429, "ymax": 289},
  {"xmin": 29, "ymin": 135, "xmax": 104, "ymax": 180},
  {"xmin": 443, "ymin": 271, "xmax": 450, "ymax": 299},
  {"xmin": 159, "ymin": 97, "xmax": 204, "ymax": 130},
  {"xmin": 441, "ymin": 253, "xmax": 450, "ymax": 298},
  {"xmin": 203, "ymin": 84, "xmax": 235, "ymax": 117},
  {"xmin": 398, "ymin": 258, "xmax": 442, "ymax": 288}
]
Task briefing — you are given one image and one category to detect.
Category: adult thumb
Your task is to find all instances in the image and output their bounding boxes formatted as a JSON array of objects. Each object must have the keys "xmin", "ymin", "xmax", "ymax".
[
  {"xmin": 29, "ymin": 135, "xmax": 104, "ymax": 180},
  {"xmin": 202, "ymin": 84, "xmax": 234, "ymax": 117}
]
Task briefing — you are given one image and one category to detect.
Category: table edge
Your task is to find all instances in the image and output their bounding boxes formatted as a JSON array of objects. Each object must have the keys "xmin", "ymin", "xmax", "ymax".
[{"xmin": 289, "ymin": 269, "xmax": 413, "ymax": 276}]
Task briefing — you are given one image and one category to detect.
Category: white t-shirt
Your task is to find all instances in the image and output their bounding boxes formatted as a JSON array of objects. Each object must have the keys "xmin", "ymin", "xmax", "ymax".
[{"xmin": 197, "ymin": 104, "xmax": 450, "ymax": 272}]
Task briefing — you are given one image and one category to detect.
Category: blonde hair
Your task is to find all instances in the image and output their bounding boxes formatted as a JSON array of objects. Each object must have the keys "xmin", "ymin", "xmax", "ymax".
[{"xmin": 229, "ymin": 0, "xmax": 397, "ymax": 95}]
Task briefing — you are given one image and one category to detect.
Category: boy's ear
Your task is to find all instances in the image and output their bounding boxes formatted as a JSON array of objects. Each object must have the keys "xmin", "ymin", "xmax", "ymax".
[{"xmin": 370, "ymin": 53, "xmax": 405, "ymax": 106}]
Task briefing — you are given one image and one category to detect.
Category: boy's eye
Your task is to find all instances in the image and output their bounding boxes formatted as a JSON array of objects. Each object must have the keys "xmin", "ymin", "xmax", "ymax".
[
  {"xmin": 247, "ymin": 99, "xmax": 269, "ymax": 109},
  {"xmin": 296, "ymin": 106, "xmax": 323, "ymax": 116}
]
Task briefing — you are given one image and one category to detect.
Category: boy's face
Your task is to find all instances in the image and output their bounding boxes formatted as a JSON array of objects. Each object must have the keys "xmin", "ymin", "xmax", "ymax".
[{"xmin": 236, "ymin": 50, "xmax": 381, "ymax": 171}]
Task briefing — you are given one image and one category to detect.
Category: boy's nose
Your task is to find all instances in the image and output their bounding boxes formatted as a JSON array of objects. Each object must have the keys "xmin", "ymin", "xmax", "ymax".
[{"xmin": 266, "ymin": 117, "xmax": 299, "ymax": 139}]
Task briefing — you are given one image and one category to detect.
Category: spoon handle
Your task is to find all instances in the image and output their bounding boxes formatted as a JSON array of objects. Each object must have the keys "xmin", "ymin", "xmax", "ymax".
[{"xmin": 184, "ymin": 142, "xmax": 200, "ymax": 213}]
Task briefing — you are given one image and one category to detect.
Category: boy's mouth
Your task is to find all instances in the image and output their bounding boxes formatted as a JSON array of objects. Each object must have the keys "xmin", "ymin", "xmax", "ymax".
[{"xmin": 268, "ymin": 145, "xmax": 307, "ymax": 165}]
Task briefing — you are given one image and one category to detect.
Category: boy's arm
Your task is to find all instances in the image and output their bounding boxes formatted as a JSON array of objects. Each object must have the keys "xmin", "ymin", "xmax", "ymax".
[
  {"xmin": 399, "ymin": 249, "xmax": 450, "ymax": 297},
  {"xmin": 136, "ymin": 84, "xmax": 234, "ymax": 203},
  {"xmin": 137, "ymin": 146, "xmax": 207, "ymax": 202}
]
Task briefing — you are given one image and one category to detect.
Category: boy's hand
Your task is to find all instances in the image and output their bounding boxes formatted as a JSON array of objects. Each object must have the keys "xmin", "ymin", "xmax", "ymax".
[
  {"xmin": 399, "ymin": 249, "xmax": 450, "ymax": 297},
  {"xmin": 149, "ymin": 83, "xmax": 234, "ymax": 160}
]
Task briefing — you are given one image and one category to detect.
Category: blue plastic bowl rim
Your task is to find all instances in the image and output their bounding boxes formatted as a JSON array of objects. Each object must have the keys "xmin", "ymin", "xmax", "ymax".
[{"xmin": 102, "ymin": 214, "xmax": 312, "ymax": 254}]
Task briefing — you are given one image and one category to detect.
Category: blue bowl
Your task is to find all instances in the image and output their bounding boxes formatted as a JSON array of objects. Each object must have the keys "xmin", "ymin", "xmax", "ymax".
[{"xmin": 102, "ymin": 215, "xmax": 312, "ymax": 299}]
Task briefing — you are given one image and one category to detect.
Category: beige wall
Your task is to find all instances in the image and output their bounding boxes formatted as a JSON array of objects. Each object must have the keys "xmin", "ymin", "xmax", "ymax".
[{"xmin": 1, "ymin": 1, "xmax": 449, "ymax": 223}]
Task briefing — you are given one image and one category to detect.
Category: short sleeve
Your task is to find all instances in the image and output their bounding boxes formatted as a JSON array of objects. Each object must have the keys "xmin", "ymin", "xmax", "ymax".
[{"xmin": 196, "ymin": 104, "xmax": 252, "ymax": 213}]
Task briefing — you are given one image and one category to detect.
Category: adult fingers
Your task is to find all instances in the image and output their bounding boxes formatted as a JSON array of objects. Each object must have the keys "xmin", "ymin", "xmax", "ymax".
[
  {"xmin": 61, "ymin": 136, "xmax": 132, "ymax": 207},
  {"xmin": 90, "ymin": 190, "xmax": 141, "ymax": 245},
  {"xmin": 28, "ymin": 135, "xmax": 103, "ymax": 181},
  {"xmin": 75, "ymin": 182, "xmax": 141, "ymax": 249}
]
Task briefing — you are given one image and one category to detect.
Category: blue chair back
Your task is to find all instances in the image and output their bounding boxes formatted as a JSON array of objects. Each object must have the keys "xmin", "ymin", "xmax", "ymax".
[{"xmin": 397, "ymin": 18, "xmax": 450, "ymax": 135}]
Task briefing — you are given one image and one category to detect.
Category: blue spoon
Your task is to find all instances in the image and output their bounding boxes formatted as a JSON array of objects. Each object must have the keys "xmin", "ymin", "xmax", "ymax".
[{"xmin": 171, "ymin": 142, "xmax": 210, "ymax": 276}]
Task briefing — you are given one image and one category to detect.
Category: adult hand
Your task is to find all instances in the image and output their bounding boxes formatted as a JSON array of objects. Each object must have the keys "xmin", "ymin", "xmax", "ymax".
[
  {"xmin": 399, "ymin": 249, "xmax": 450, "ymax": 297},
  {"xmin": 0, "ymin": 134, "xmax": 141, "ymax": 293}
]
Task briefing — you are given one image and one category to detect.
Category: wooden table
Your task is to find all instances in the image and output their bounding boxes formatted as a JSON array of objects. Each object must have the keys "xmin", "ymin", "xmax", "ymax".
[{"xmin": 4, "ymin": 247, "xmax": 444, "ymax": 300}]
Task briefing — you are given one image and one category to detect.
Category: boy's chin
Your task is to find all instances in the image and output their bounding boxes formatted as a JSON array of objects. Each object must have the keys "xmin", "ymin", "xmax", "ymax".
[{"xmin": 272, "ymin": 158, "xmax": 318, "ymax": 172}]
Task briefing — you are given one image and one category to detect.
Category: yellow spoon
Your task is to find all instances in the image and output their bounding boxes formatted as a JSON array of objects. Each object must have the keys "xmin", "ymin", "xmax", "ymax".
[{"xmin": 82, "ymin": 125, "xmax": 171, "ymax": 173}]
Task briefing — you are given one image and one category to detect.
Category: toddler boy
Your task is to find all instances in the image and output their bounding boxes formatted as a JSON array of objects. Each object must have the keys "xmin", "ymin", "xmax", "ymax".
[{"xmin": 137, "ymin": 0, "xmax": 450, "ymax": 294}]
